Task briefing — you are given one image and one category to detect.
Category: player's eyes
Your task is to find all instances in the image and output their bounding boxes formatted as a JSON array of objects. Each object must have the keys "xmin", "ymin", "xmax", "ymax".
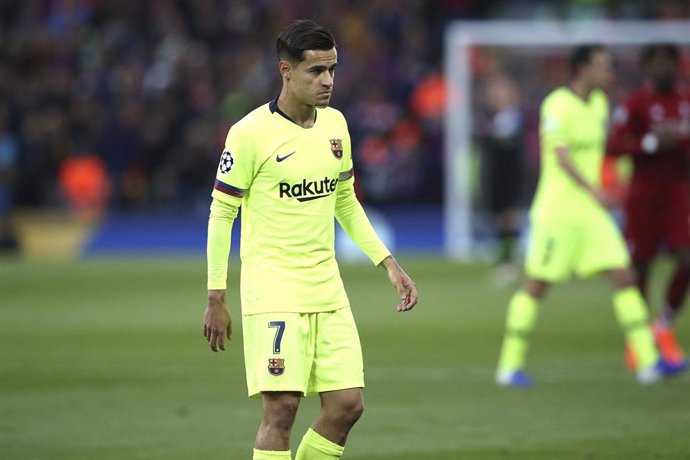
[{"xmin": 309, "ymin": 68, "xmax": 335, "ymax": 76}]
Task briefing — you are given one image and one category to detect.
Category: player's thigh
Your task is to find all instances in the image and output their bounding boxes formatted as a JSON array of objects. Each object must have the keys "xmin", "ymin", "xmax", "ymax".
[
  {"xmin": 307, "ymin": 307, "xmax": 364, "ymax": 396},
  {"xmin": 663, "ymin": 189, "xmax": 690, "ymax": 253},
  {"xmin": 242, "ymin": 312, "xmax": 313, "ymax": 398},
  {"xmin": 524, "ymin": 219, "xmax": 577, "ymax": 282},
  {"xmin": 624, "ymin": 192, "xmax": 662, "ymax": 261},
  {"xmin": 577, "ymin": 212, "xmax": 630, "ymax": 277}
]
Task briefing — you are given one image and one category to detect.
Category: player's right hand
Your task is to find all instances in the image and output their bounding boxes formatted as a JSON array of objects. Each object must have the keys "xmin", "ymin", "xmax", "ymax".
[{"xmin": 204, "ymin": 290, "xmax": 232, "ymax": 352}]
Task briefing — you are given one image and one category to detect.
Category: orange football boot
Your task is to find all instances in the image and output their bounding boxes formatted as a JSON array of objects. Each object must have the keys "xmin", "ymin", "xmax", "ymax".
[
  {"xmin": 653, "ymin": 321, "xmax": 687, "ymax": 366},
  {"xmin": 624, "ymin": 342, "xmax": 637, "ymax": 370}
]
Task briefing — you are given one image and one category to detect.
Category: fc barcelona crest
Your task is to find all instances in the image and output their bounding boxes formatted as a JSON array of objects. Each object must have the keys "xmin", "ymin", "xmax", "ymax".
[
  {"xmin": 329, "ymin": 139, "xmax": 343, "ymax": 159},
  {"xmin": 268, "ymin": 358, "xmax": 285, "ymax": 376}
]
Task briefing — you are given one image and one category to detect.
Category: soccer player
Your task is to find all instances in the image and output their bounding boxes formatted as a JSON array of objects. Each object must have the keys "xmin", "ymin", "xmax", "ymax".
[
  {"xmin": 608, "ymin": 44, "xmax": 690, "ymax": 367},
  {"xmin": 480, "ymin": 74, "xmax": 525, "ymax": 282},
  {"xmin": 203, "ymin": 20, "xmax": 418, "ymax": 460},
  {"xmin": 495, "ymin": 45, "xmax": 686, "ymax": 387}
]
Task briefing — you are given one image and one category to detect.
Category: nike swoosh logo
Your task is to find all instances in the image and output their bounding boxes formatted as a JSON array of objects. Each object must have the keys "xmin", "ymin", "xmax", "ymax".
[{"xmin": 276, "ymin": 151, "xmax": 296, "ymax": 162}]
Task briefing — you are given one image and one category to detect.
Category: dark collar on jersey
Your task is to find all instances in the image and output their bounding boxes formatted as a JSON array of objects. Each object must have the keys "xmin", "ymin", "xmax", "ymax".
[{"xmin": 269, "ymin": 97, "xmax": 317, "ymax": 126}]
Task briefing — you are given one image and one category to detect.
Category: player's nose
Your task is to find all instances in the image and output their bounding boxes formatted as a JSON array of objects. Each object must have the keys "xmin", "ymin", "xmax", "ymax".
[{"xmin": 322, "ymin": 73, "xmax": 334, "ymax": 88}]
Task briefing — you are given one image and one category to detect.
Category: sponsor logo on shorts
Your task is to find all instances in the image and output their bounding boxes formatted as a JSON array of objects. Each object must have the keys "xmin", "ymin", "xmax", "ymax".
[{"xmin": 268, "ymin": 358, "xmax": 285, "ymax": 376}]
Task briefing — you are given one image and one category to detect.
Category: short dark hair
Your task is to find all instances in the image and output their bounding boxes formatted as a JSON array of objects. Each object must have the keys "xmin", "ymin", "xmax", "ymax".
[
  {"xmin": 276, "ymin": 19, "xmax": 336, "ymax": 63},
  {"xmin": 641, "ymin": 43, "xmax": 680, "ymax": 66},
  {"xmin": 569, "ymin": 44, "xmax": 606, "ymax": 77}
]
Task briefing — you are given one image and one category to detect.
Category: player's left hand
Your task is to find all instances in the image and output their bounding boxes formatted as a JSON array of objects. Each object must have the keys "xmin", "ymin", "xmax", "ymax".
[{"xmin": 381, "ymin": 256, "xmax": 418, "ymax": 312}]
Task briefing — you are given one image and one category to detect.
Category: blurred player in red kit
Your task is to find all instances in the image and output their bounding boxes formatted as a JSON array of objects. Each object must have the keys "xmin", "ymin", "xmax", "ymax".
[{"xmin": 608, "ymin": 44, "xmax": 690, "ymax": 368}]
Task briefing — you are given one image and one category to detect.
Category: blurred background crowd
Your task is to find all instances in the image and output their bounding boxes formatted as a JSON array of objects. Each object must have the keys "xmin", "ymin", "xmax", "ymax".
[{"xmin": 1, "ymin": 0, "xmax": 689, "ymax": 252}]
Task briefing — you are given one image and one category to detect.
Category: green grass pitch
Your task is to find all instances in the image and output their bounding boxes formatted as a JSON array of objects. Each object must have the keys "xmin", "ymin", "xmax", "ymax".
[{"xmin": 1, "ymin": 257, "xmax": 689, "ymax": 459}]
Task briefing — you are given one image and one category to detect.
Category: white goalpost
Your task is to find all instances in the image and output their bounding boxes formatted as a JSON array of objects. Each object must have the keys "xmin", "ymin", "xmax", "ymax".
[{"xmin": 444, "ymin": 20, "xmax": 690, "ymax": 260}]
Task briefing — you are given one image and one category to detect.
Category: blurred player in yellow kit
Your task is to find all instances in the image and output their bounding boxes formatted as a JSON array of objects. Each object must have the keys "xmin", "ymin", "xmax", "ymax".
[
  {"xmin": 203, "ymin": 20, "xmax": 418, "ymax": 459},
  {"xmin": 495, "ymin": 45, "xmax": 686, "ymax": 387}
]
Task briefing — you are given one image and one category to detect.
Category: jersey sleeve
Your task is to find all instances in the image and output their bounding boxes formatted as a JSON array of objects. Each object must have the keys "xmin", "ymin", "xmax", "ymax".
[
  {"xmin": 338, "ymin": 118, "xmax": 354, "ymax": 183},
  {"xmin": 207, "ymin": 198, "xmax": 239, "ymax": 290},
  {"xmin": 208, "ymin": 123, "xmax": 256, "ymax": 290},
  {"xmin": 335, "ymin": 123, "xmax": 390, "ymax": 266},
  {"xmin": 212, "ymin": 123, "xmax": 258, "ymax": 205},
  {"xmin": 335, "ymin": 184, "xmax": 391, "ymax": 266},
  {"xmin": 540, "ymin": 96, "xmax": 569, "ymax": 153}
]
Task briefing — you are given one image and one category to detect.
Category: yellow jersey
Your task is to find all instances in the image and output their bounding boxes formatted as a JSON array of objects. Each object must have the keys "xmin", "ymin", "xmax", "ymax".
[
  {"xmin": 532, "ymin": 86, "xmax": 609, "ymax": 220},
  {"xmin": 209, "ymin": 99, "xmax": 390, "ymax": 314}
]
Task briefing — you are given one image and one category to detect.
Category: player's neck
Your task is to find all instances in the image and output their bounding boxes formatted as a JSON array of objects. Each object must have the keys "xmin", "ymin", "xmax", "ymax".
[
  {"xmin": 568, "ymin": 80, "xmax": 594, "ymax": 101},
  {"xmin": 276, "ymin": 91, "xmax": 317, "ymax": 129}
]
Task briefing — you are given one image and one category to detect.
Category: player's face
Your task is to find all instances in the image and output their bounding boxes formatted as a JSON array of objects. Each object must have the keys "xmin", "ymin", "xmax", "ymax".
[
  {"xmin": 648, "ymin": 53, "xmax": 677, "ymax": 92},
  {"xmin": 286, "ymin": 48, "xmax": 337, "ymax": 108},
  {"xmin": 587, "ymin": 50, "xmax": 613, "ymax": 89}
]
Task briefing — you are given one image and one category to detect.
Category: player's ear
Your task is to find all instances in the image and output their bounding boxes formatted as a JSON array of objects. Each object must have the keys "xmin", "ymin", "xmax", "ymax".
[{"xmin": 279, "ymin": 60, "xmax": 291, "ymax": 80}]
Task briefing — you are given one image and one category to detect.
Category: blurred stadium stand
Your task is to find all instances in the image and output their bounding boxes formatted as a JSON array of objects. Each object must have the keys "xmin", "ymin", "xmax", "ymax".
[{"xmin": 1, "ymin": 0, "xmax": 688, "ymax": 257}]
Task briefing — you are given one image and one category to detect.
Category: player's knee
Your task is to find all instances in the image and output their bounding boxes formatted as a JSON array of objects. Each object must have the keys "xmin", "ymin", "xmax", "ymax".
[
  {"xmin": 325, "ymin": 394, "xmax": 364, "ymax": 426},
  {"xmin": 610, "ymin": 268, "xmax": 636, "ymax": 289},
  {"xmin": 523, "ymin": 278, "xmax": 548, "ymax": 299},
  {"xmin": 338, "ymin": 395, "xmax": 364, "ymax": 425},
  {"xmin": 347, "ymin": 398, "xmax": 364, "ymax": 423},
  {"xmin": 264, "ymin": 397, "xmax": 299, "ymax": 430}
]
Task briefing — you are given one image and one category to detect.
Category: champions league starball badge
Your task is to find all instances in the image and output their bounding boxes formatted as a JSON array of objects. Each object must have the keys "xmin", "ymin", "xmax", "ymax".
[{"xmin": 219, "ymin": 150, "xmax": 234, "ymax": 173}]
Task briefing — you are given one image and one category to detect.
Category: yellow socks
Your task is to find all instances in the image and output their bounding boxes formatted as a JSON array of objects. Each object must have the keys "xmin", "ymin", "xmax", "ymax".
[
  {"xmin": 613, "ymin": 287, "xmax": 659, "ymax": 369},
  {"xmin": 253, "ymin": 448, "xmax": 292, "ymax": 459},
  {"xmin": 295, "ymin": 428, "xmax": 344, "ymax": 459},
  {"xmin": 253, "ymin": 428, "xmax": 344, "ymax": 459},
  {"xmin": 497, "ymin": 291, "xmax": 539, "ymax": 372}
]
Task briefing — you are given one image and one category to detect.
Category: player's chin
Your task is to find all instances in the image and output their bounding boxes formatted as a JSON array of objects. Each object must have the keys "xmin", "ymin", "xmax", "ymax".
[{"xmin": 315, "ymin": 93, "xmax": 332, "ymax": 108}]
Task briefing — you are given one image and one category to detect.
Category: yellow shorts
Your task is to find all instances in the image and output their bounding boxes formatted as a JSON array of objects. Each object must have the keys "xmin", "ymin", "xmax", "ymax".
[
  {"xmin": 241, "ymin": 307, "xmax": 364, "ymax": 398},
  {"xmin": 525, "ymin": 211, "xmax": 630, "ymax": 282}
]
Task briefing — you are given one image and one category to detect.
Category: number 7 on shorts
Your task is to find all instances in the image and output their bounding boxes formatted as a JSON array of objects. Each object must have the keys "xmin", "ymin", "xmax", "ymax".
[{"xmin": 268, "ymin": 321, "xmax": 286, "ymax": 354}]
